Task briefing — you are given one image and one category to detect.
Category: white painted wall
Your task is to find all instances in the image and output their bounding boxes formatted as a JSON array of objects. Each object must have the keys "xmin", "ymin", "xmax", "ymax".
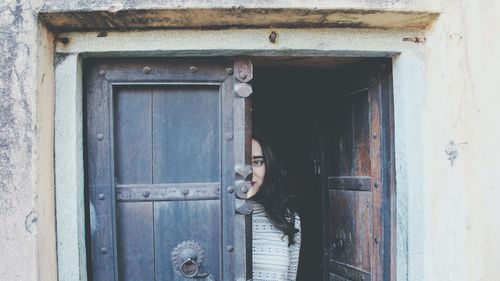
[{"xmin": 423, "ymin": 1, "xmax": 500, "ymax": 280}]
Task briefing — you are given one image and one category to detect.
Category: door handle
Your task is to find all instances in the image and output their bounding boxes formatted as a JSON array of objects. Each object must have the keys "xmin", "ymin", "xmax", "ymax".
[
  {"xmin": 172, "ymin": 241, "xmax": 216, "ymax": 280},
  {"xmin": 180, "ymin": 258, "xmax": 216, "ymax": 280},
  {"xmin": 179, "ymin": 257, "xmax": 200, "ymax": 278},
  {"xmin": 333, "ymin": 237, "xmax": 345, "ymax": 252}
]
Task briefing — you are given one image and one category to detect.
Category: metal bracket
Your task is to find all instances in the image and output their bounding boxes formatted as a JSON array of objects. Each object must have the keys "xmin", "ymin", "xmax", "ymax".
[
  {"xmin": 234, "ymin": 58, "xmax": 253, "ymax": 83},
  {"xmin": 235, "ymin": 200, "xmax": 253, "ymax": 215},
  {"xmin": 235, "ymin": 83, "xmax": 253, "ymax": 98},
  {"xmin": 234, "ymin": 180, "xmax": 251, "ymax": 199},
  {"xmin": 235, "ymin": 164, "xmax": 253, "ymax": 179},
  {"xmin": 330, "ymin": 260, "xmax": 371, "ymax": 281},
  {"xmin": 234, "ymin": 58, "xmax": 253, "ymax": 98},
  {"xmin": 235, "ymin": 165, "xmax": 252, "ymax": 199}
]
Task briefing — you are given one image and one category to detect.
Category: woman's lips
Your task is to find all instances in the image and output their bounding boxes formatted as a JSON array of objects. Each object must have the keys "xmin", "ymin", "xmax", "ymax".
[{"xmin": 251, "ymin": 182, "xmax": 256, "ymax": 186}]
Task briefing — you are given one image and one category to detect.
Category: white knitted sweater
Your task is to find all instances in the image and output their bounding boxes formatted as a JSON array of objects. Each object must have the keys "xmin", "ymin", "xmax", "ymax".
[{"xmin": 252, "ymin": 202, "xmax": 301, "ymax": 281}]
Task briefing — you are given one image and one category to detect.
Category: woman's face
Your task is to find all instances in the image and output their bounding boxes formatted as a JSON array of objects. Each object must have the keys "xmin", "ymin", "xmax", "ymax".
[{"xmin": 249, "ymin": 139, "xmax": 265, "ymax": 198}]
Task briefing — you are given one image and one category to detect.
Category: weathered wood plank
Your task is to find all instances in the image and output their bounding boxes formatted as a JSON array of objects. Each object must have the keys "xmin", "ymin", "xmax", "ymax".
[
  {"xmin": 337, "ymin": 98, "xmax": 353, "ymax": 176},
  {"xmin": 352, "ymin": 92, "xmax": 371, "ymax": 176},
  {"xmin": 116, "ymin": 202, "xmax": 154, "ymax": 281},
  {"xmin": 87, "ymin": 58, "xmax": 230, "ymax": 83},
  {"xmin": 152, "ymin": 85, "xmax": 220, "ymax": 184},
  {"xmin": 86, "ymin": 62, "xmax": 118, "ymax": 281},
  {"xmin": 328, "ymin": 189, "xmax": 372, "ymax": 272},
  {"xmin": 114, "ymin": 86, "xmax": 152, "ymax": 185},
  {"xmin": 233, "ymin": 58, "xmax": 253, "ymax": 281},
  {"xmin": 369, "ymin": 68, "xmax": 383, "ymax": 281}
]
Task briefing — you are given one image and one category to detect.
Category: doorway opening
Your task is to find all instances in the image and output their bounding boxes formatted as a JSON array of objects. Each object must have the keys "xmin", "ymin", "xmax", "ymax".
[{"xmin": 251, "ymin": 57, "xmax": 395, "ymax": 281}]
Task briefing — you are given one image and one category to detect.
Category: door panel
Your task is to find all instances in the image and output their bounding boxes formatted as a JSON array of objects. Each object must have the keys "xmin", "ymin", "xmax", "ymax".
[
  {"xmin": 113, "ymin": 84, "xmax": 222, "ymax": 280},
  {"xmin": 85, "ymin": 58, "xmax": 251, "ymax": 281},
  {"xmin": 320, "ymin": 62, "xmax": 394, "ymax": 281},
  {"xmin": 329, "ymin": 91, "xmax": 373, "ymax": 281}
]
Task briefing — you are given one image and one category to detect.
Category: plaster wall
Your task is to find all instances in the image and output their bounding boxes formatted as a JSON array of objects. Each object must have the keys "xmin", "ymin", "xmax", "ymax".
[
  {"xmin": 423, "ymin": 1, "xmax": 500, "ymax": 280},
  {"xmin": 0, "ymin": 1, "xmax": 498, "ymax": 281}
]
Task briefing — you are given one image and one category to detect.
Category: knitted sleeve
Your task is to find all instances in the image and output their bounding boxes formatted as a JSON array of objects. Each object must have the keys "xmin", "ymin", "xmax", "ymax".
[{"xmin": 287, "ymin": 213, "xmax": 301, "ymax": 281}]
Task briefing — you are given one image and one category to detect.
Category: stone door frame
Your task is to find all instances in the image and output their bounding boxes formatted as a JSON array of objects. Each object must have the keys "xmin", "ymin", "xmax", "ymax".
[{"xmin": 39, "ymin": 10, "xmax": 436, "ymax": 281}]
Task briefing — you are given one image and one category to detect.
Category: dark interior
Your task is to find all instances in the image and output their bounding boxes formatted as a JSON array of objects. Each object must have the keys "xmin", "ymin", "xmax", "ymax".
[
  {"xmin": 252, "ymin": 66, "xmax": 321, "ymax": 280},
  {"xmin": 251, "ymin": 58, "xmax": 379, "ymax": 281}
]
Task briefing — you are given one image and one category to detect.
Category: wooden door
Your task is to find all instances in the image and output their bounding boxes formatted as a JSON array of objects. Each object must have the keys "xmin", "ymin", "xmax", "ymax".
[
  {"xmin": 84, "ymin": 58, "xmax": 253, "ymax": 281},
  {"xmin": 318, "ymin": 63, "xmax": 394, "ymax": 281}
]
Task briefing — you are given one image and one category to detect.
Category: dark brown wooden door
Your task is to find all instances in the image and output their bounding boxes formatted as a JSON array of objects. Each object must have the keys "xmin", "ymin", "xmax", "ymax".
[
  {"xmin": 84, "ymin": 58, "xmax": 253, "ymax": 281},
  {"xmin": 318, "ymin": 63, "xmax": 394, "ymax": 281}
]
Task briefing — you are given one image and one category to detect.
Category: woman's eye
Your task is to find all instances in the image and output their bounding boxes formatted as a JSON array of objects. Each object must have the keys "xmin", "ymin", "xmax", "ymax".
[{"xmin": 252, "ymin": 160, "xmax": 264, "ymax": 167}]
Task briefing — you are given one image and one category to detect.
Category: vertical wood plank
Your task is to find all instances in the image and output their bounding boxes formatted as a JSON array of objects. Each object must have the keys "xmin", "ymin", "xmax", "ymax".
[
  {"xmin": 114, "ymin": 87, "xmax": 153, "ymax": 184},
  {"xmin": 352, "ymin": 92, "xmax": 373, "ymax": 273},
  {"xmin": 369, "ymin": 70, "xmax": 383, "ymax": 281},
  {"xmin": 86, "ymin": 63, "xmax": 117, "ymax": 281},
  {"xmin": 337, "ymin": 99, "xmax": 353, "ymax": 176},
  {"xmin": 233, "ymin": 57, "xmax": 253, "ymax": 281},
  {"xmin": 152, "ymin": 86, "xmax": 220, "ymax": 184},
  {"xmin": 116, "ymin": 202, "xmax": 154, "ymax": 281},
  {"xmin": 328, "ymin": 189, "xmax": 372, "ymax": 272},
  {"xmin": 352, "ymin": 93, "xmax": 371, "ymax": 176},
  {"xmin": 380, "ymin": 68, "xmax": 396, "ymax": 281}
]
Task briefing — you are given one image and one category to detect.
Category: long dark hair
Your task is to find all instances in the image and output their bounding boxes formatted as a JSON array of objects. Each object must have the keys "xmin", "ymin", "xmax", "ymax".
[{"xmin": 251, "ymin": 131, "xmax": 298, "ymax": 246}]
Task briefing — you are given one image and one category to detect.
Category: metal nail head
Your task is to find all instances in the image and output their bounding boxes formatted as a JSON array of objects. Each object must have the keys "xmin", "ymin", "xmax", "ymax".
[
  {"xmin": 269, "ymin": 31, "xmax": 278, "ymax": 43},
  {"xmin": 100, "ymin": 247, "xmax": 109, "ymax": 254}
]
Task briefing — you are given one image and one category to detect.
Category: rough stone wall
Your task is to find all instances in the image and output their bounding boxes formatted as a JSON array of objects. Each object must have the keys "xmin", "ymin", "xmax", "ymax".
[
  {"xmin": 0, "ymin": 0, "xmax": 38, "ymax": 280},
  {"xmin": 37, "ymin": 0, "xmax": 438, "ymax": 12},
  {"xmin": 0, "ymin": 0, "xmax": 499, "ymax": 281}
]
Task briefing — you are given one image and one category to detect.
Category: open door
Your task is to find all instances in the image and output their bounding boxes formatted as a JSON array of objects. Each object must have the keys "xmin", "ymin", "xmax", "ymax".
[
  {"xmin": 317, "ymin": 63, "xmax": 394, "ymax": 281},
  {"xmin": 84, "ymin": 58, "xmax": 253, "ymax": 281}
]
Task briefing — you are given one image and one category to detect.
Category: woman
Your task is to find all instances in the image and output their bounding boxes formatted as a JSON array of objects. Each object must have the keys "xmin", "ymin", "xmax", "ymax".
[{"xmin": 248, "ymin": 133, "xmax": 301, "ymax": 281}]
